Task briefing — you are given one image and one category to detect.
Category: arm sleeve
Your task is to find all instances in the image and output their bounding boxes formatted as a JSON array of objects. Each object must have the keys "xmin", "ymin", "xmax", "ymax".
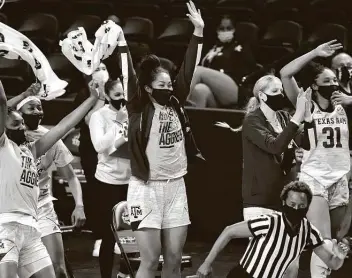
[
  {"xmin": 52, "ymin": 140, "xmax": 74, "ymax": 168},
  {"xmin": 242, "ymin": 113, "xmax": 300, "ymax": 155},
  {"xmin": 89, "ymin": 112, "xmax": 123, "ymax": 155},
  {"xmin": 306, "ymin": 223, "xmax": 324, "ymax": 250},
  {"xmin": 247, "ymin": 215, "xmax": 271, "ymax": 237},
  {"xmin": 173, "ymin": 35, "xmax": 203, "ymax": 104}
]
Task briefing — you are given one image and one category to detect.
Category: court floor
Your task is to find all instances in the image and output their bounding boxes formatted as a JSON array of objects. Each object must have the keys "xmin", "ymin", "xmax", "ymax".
[{"xmin": 64, "ymin": 234, "xmax": 350, "ymax": 278}]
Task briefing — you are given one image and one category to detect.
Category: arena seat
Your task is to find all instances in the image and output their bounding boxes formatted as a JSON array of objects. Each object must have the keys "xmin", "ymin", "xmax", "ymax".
[
  {"xmin": 235, "ymin": 21, "xmax": 259, "ymax": 48},
  {"xmin": 123, "ymin": 17, "xmax": 154, "ymax": 44},
  {"xmin": 256, "ymin": 45, "xmax": 294, "ymax": 66},
  {"xmin": 115, "ymin": 2, "xmax": 162, "ymax": 23},
  {"xmin": 1, "ymin": 75, "xmax": 28, "ymax": 97},
  {"xmin": 72, "ymin": 0, "xmax": 115, "ymax": 20},
  {"xmin": 63, "ymin": 14, "xmax": 102, "ymax": 41},
  {"xmin": 308, "ymin": 23, "xmax": 348, "ymax": 50},
  {"xmin": 0, "ymin": 13, "xmax": 8, "ymax": 24},
  {"xmin": 18, "ymin": 13, "xmax": 59, "ymax": 54},
  {"xmin": 261, "ymin": 20, "xmax": 303, "ymax": 49},
  {"xmin": 0, "ymin": 57, "xmax": 28, "ymax": 78}
]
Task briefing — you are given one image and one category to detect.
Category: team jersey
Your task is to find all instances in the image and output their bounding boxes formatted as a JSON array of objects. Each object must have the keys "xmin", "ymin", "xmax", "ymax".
[
  {"xmin": 301, "ymin": 102, "xmax": 350, "ymax": 188},
  {"xmin": 25, "ymin": 125, "xmax": 74, "ymax": 207},
  {"xmin": 145, "ymin": 103, "xmax": 187, "ymax": 180},
  {"xmin": 0, "ymin": 133, "xmax": 39, "ymax": 227}
]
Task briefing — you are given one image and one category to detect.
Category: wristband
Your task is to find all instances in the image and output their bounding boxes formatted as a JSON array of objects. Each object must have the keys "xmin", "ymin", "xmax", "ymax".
[{"xmin": 118, "ymin": 40, "xmax": 127, "ymax": 47}]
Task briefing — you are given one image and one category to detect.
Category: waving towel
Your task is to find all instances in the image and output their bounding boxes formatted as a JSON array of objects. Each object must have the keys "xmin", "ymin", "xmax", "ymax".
[
  {"xmin": 60, "ymin": 20, "xmax": 122, "ymax": 76},
  {"xmin": 0, "ymin": 22, "xmax": 67, "ymax": 100}
]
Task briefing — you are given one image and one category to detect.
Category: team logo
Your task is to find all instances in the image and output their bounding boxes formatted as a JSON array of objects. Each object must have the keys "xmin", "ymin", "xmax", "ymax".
[
  {"xmin": 130, "ymin": 206, "xmax": 142, "ymax": 219},
  {"xmin": 336, "ymin": 105, "xmax": 345, "ymax": 115}
]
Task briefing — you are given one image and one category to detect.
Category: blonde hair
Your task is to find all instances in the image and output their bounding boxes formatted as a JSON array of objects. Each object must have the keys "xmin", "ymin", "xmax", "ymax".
[{"xmin": 245, "ymin": 74, "xmax": 281, "ymax": 114}]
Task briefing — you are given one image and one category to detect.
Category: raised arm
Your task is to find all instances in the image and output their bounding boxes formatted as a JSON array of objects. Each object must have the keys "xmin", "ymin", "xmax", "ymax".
[
  {"xmin": 33, "ymin": 91, "xmax": 98, "ymax": 159},
  {"xmin": 280, "ymin": 40, "xmax": 343, "ymax": 107},
  {"xmin": 173, "ymin": 1, "xmax": 204, "ymax": 104},
  {"xmin": 0, "ymin": 81, "xmax": 6, "ymax": 138},
  {"xmin": 84, "ymin": 81, "xmax": 106, "ymax": 125},
  {"xmin": 314, "ymin": 239, "xmax": 350, "ymax": 270},
  {"xmin": 7, "ymin": 83, "xmax": 41, "ymax": 109}
]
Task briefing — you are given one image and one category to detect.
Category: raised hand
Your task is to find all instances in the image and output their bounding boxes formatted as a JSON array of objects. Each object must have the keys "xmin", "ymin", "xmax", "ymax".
[
  {"xmin": 214, "ymin": 121, "xmax": 231, "ymax": 129},
  {"xmin": 304, "ymin": 87, "xmax": 313, "ymax": 122},
  {"xmin": 314, "ymin": 40, "xmax": 343, "ymax": 58},
  {"xmin": 88, "ymin": 80, "xmax": 103, "ymax": 99},
  {"xmin": 331, "ymin": 91, "xmax": 352, "ymax": 106},
  {"xmin": 23, "ymin": 83, "xmax": 41, "ymax": 98},
  {"xmin": 186, "ymin": 1, "xmax": 204, "ymax": 30},
  {"xmin": 332, "ymin": 238, "xmax": 350, "ymax": 260}
]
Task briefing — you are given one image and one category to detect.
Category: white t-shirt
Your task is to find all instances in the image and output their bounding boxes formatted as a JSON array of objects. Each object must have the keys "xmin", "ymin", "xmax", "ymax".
[
  {"xmin": 25, "ymin": 125, "xmax": 74, "ymax": 207},
  {"xmin": 89, "ymin": 105, "xmax": 131, "ymax": 185},
  {"xmin": 0, "ymin": 133, "xmax": 39, "ymax": 228},
  {"xmin": 301, "ymin": 103, "xmax": 350, "ymax": 187},
  {"xmin": 145, "ymin": 103, "xmax": 187, "ymax": 180}
]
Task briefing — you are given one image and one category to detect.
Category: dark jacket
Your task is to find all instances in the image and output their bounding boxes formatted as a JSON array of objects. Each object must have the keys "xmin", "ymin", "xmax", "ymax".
[
  {"xmin": 118, "ymin": 35, "xmax": 204, "ymax": 182},
  {"xmin": 241, "ymin": 109, "xmax": 304, "ymax": 210}
]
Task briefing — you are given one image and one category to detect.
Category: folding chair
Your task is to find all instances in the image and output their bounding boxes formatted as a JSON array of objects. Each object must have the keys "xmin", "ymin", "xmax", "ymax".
[{"xmin": 111, "ymin": 201, "xmax": 193, "ymax": 278}]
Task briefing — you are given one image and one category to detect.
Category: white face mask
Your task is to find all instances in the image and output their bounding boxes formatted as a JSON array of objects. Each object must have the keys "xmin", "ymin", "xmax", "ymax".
[
  {"xmin": 217, "ymin": 30, "xmax": 235, "ymax": 43},
  {"xmin": 92, "ymin": 70, "xmax": 109, "ymax": 83}
]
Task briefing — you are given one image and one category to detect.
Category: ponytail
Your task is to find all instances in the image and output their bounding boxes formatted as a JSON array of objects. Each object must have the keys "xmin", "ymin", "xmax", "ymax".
[{"xmin": 245, "ymin": 96, "xmax": 260, "ymax": 114}]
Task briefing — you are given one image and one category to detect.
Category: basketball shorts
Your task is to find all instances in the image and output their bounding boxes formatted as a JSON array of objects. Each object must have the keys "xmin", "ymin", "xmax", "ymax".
[
  {"xmin": 127, "ymin": 176, "xmax": 191, "ymax": 230},
  {"xmin": 300, "ymin": 173, "xmax": 349, "ymax": 210},
  {"xmin": 0, "ymin": 222, "xmax": 52, "ymax": 278},
  {"xmin": 38, "ymin": 201, "xmax": 61, "ymax": 238}
]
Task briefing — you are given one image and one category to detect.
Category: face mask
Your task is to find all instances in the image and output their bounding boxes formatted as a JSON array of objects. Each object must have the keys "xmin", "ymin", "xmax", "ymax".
[
  {"xmin": 282, "ymin": 204, "xmax": 308, "ymax": 226},
  {"xmin": 6, "ymin": 129, "xmax": 27, "ymax": 146},
  {"xmin": 264, "ymin": 94, "xmax": 284, "ymax": 111},
  {"xmin": 110, "ymin": 98, "xmax": 126, "ymax": 110},
  {"xmin": 317, "ymin": 85, "xmax": 339, "ymax": 100},
  {"xmin": 336, "ymin": 66, "xmax": 352, "ymax": 84},
  {"xmin": 151, "ymin": 89, "xmax": 173, "ymax": 106},
  {"xmin": 92, "ymin": 70, "xmax": 109, "ymax": 83},
  {"xmin": 22, "ymin": 113, "xmax": 43, "ymax": 130},
  {"xmin": 217, "ymin": 30, "xmax": 235, "ymax": 43}
]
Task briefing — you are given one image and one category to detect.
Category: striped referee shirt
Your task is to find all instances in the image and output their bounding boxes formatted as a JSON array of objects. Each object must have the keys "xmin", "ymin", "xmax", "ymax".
[{"xmin": 239, "ymin": 212, "xmax": 323, "ymax": 278}]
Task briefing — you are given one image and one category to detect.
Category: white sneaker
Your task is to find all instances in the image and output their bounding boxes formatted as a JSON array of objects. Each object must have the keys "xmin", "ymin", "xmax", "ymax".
[
  {"xmin": 92, "ymin": 239, "xmax": 102, "ymax": 257},
  {"xmin": 114, "ymin": 243, "xmax": 121, "ymax": 254},
  {"xmin": 117, "ymin": 274, "xmax": 130, "ymax": 278}
]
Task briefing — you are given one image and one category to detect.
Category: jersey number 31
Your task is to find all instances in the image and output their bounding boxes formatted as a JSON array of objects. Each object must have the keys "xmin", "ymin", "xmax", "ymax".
[{"xmin": 322, "ymin": 127, "xmax": 342, "ymax": 148}]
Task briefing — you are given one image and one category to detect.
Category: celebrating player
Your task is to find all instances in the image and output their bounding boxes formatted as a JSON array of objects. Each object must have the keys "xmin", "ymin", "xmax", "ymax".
[
  {"xmin": 280, "ymin": 40, "xmax": 349, "ymax": 278},
  {"xmin": 6, "ymin": 83, "xmax": 86, "ymax": 278},
  {"xmin": 0, "ymin": 80, "xmax": 98, "ymax": 278}
]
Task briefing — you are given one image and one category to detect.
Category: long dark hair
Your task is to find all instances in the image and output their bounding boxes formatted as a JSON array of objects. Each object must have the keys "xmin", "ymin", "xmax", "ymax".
[{"xmin": 137, "ymin": 54, "xmax": 169, "ymax": 106}]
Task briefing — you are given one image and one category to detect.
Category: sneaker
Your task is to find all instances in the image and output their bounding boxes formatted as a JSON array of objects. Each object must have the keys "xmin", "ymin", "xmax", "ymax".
[
  {"xmin": 117, "ymin": 273, "xmax": 130, "ymax": 278},
  {"xmin": 114, "ymin": 243, "xmax": 121, "ymax": 254},
  {"xmin": 92, "ymin": 239, "xmax": 102, "ymax": 257}
]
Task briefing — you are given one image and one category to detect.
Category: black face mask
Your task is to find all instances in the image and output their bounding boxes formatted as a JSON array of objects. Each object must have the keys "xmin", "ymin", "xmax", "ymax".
[
  {"xmin": 317, "ymin": 85, "xmax": 339, "ymax": 100},
  {"xmin": 6, "ymin": 129, "xmax": 27, "ymax": 146},
  {"xmin": 110, "ymin": 98, "xmax": 126, "ymax": 110},
  {"xmin": 282, "ymin": 204, "xmax": 308, "ymax": 226},
  {"xmin": 22, "ymin": 113, "xmax": 43, "ymax": 130},
  {"xmin": 151, "ymin": 89, "xmax": 173, "ymax": 106},
  {"xmin": 337, "ymin": 66, "xmax": 352, "ymax": 84},
  {"xmin": 264, "ymin": 94, "xmax": 284, "ymax": 111}
]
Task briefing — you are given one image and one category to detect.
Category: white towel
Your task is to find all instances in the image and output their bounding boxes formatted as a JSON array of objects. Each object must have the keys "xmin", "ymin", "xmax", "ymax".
[
  {"xmin": 0, "ymin": 22, "xmax": 67, "ymax": 100},
  {"xmin": 60, "ymin": 20, "xmax": 122, "ymax": 76}
]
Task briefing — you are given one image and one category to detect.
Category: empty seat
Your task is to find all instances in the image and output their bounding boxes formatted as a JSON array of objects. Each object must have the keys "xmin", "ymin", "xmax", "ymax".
[
  {"xmin": 235, "ymin": 21, "xmax": 259, "ymax": 48},
  {"xmin": 214, "ymin": 6, "xmax": 256, "ymax": 22},
  {"xmin": 256, "ymin": 45, "xmax": 294, "ymax": 66},
  {"xmin": 158, "ymin": 18, "xmax": 194, "ymax": 42},
  {"xmin": 128, "ymin": 42, "xmax": 152, "ymax": 66},
  {"xmin": 72, "ymin": 1, "xmax": 115, "ymax": 19},
  {"xmin": 308, "ymin": 23, "xmax": 348, "ymax": 50},
  {"xmin": 18, "ymin": 13, "xmax": 59, "ymax": 40},
  {"xmin": 123, "ymin": 17, "xmax": 154, "ymax": 43},
  {"xmin": 1, "ymin": 76, "xmax": 28, "ymax": 97},
  {"xmin": 0, "ymin": 58, "xmax": 29, "ymax": 79},
  {"xmin": 261, "ymin": 20, "xmax": 303, "ymax": 49},
  {"xmin": 63, "ymin": 15, "xmax": 102, "ymax": 41},
  {"xmin": 115, "ymin": 2, "xmax": 162, "ymax": 23}
]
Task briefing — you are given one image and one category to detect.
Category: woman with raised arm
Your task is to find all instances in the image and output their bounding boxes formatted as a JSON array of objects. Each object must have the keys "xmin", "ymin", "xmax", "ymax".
[
  {"xmin": 280, "ymin": 40, "xmax": 350, "ymax": 278},
  {"xmin": 0, "ymin": 80, "xmax": 98, "ymax": 278},
  {"xmin": 117, "ymin": 1, "xmax": 204, "ymax": 278}
]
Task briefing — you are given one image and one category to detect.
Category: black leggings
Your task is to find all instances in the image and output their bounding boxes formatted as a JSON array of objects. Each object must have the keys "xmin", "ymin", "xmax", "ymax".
[{"xmin": 95, "ymin": 179, "xmax": 129, "ymax": 278}]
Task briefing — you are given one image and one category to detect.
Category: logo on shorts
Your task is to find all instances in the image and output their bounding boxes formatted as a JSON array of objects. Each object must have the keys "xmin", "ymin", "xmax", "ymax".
[
  {"xmin": 130, "ymin": 206, "xmax": 142, "ymax": 219},
  {"xmin": 0, "ymin": 240, "xmax": 4, "ymax": 249}
]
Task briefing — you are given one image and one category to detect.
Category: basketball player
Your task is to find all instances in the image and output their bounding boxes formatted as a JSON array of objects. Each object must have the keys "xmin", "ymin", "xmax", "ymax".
[
  {"xmin": 0, "ymin": 80, "xmax": 98, "ymax": 278},
  {"xmin": 6, "ymin": 85, "xmax": 86, "ymax": 278},
  {"xmin": 280, "ymin": 40, "xmax": 349, "ymax": 278}
]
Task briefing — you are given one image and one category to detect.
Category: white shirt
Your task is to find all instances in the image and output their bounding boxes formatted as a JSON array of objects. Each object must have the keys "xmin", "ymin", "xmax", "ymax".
[
  {"xmin": 25, "ymin": 125, "xmax": 74, "ymax": 208},
  {"xmin": 89, "ymin": 105, "xmax": 131, "ymax": 185},
  {"xmin": 145, "ymin": 103, "xmax": 187, "ymax": 180},
  {"xmin": 0, "ymin": 133, "xmax": 39, "ymax": 229}
]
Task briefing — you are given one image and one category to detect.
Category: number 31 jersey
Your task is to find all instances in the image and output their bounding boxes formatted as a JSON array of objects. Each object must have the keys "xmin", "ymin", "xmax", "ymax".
[{"xmin": 301, "ymin": 102, "xmax": 350, "ymax": 188}]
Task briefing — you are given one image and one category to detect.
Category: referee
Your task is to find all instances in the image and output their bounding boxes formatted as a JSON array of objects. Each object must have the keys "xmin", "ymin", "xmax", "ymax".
[{"xmin": 196, "ymin": 181, "xmax": 350, "ymax": 278}]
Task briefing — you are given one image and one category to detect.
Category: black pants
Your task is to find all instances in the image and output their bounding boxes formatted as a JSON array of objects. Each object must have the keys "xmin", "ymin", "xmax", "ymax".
[
  {"xmin": 227, "ymin": 264, "xmax": 252, "ymax": 278},
  {"xmin": 95, "ymin": 179, "xmax": 129, "ymax": 278}
]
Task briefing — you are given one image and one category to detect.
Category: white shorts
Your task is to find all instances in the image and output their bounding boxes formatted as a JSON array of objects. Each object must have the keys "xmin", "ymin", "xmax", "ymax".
[
  {"xmin": 38, "ymin": 202, "xmax": 61, "ymax": 238},
  {"xmin": 0, "ymin": 222, "xmax": 52, "ymax": 278},
  {"xmin": 243, "ymin": 207, "xmax": 278, "ymax": 221},
  {"xmin": 300, "ymin": 173, "xmax": 349, "ymax": 210},
  {"xmin": 127, "ymin": 176, "xmax": 191, "ymax": 230}
]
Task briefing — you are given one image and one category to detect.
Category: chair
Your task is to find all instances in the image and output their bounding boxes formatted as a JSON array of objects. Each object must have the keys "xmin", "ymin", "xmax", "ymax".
[
  {"xmin": 235, "ymin": 21, "xmax": 259, "ymax": 48},
  {"xmin": 158, "ymin": 18, "xmax": 194, "ymax": 42},
  {"xmin": 261, "ymin": 20, "xmax": 303, "ymax": 49},
  {"xmin": 256, "ymin": 45, "xmax": 294, "ymax": 66},
  {"xmin": 72, "ymin": 1, "xmax": 115, "ymax": 19},
  {"xmin": 128, "ymin": 41, "xmax": 152, "ymax": 66},
  {"xmin": 1, "ymin": 76, "xmax": 28, "ymax": 97},
  {"xmin": 308, "ymin": 23, "xmax": 348, "ymax": 50},
  {"xmin": 0, "ymin": 13, "xmax": 7, "ymax": 24},
  {"xmin": 123, "ymin": 17, "xmax": 154, "ymax": 44},
  {"xmin": 63, "ymin": 15, "xmax": 102, "ymax": 41},
  {"xmin": 115, "ymin": 2, "xmax": 162, "ymax": 23},
  {"xmin": 214, "ymin": 6, "xmax": 256, "ymax": 22},
  {"xmin": 111, "ymin": 201, "xmax": 192, "ymax": 278},
  {"xmin": 0, "ymin": 58, "xmax": 28, "ymax": 78}
]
